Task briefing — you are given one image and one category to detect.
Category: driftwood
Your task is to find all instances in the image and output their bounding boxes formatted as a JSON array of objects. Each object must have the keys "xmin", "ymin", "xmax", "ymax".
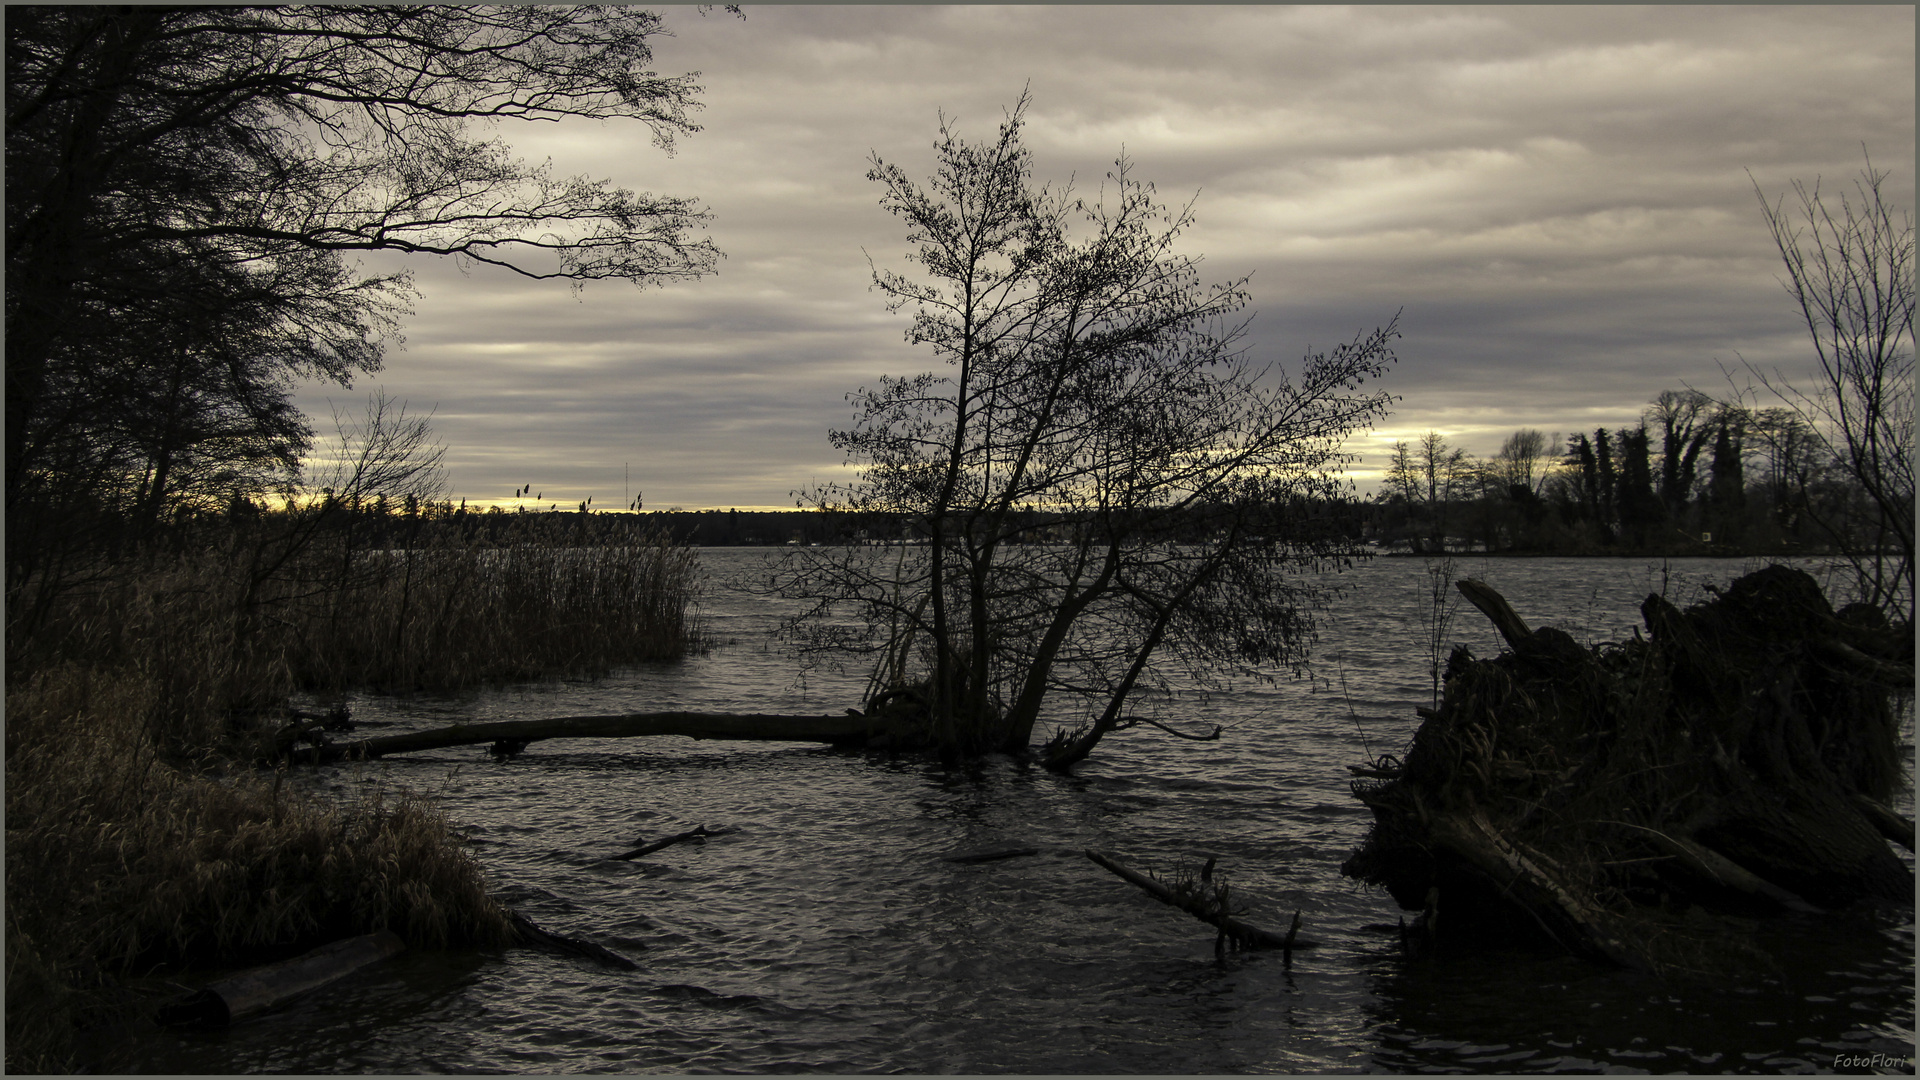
[
  {"xmin": 293, "ymin": 711, "xmax": 909, "ymax": 763},
  {"xmin": 1085, "ymin": 850, "xmax": 1311, "ymax": 952},
  {"xmin": 1609, "ymin": 821, "xmax": 1822, "ymax": 913},
  {"xmin": 1345, "ymin": 566, "xmax": 1913, "ymax": 975},
  {"xmin": 944, "ymin": 847, "xmax": 1039, "ymax": 864},
  {"xmin": 1455, "ymin": 578, "xmax": 1534, "ymax": 649},
  {"xmin": 610, "ymin": 825, "xmax": 737, "ymax": 861},
  {"xmin": 156, "ymin": 931, "xmax": 405, "ymax": 1027},
  {"xmin": 507, "ymin": 909, "xmax": 639, "ymax": 970}
]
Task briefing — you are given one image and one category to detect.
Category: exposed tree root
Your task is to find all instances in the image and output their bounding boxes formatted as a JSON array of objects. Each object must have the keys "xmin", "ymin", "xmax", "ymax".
[{"xmin": 1344, "ymin": 565, "xmax": 1912, "ymax": 975}]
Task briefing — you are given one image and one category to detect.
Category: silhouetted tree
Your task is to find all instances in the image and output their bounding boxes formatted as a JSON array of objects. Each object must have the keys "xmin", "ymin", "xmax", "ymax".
[
  {"xmin": 782, "ymin": 96, "xmax": 1399, "ymax": 769},
  {"xmin": 1705, "ymin": 415, "xmax": 1747, "ymax": 544},
  {"xmin": 1647, "ymin": 389, "xmax": 1716, "ymax": 519},
  {"xmin": 1567, "ymin": 433, "xmax": 1601, "ymax": 524},
  {"xmin": 1744, "ymin": 406, "xmax": 1823, "ymax": 539},
  {"xmin": 1494, "ymin": 428, "xmax": 1559, "ymax": 500},
  {"xmin": 1592, "ymin": 427, "xmax": 1619, "ymax": 540},
  {"xmin": 7, "ymin": 6, "xmax": 722, "ymax": 584},
  {"xmin": 1615, "ymin": 426, "xmax": 1664, "ymax": 546},
  {"xmin": 1382, "ymin": 431, "xmax": 1469, "ymax": 552}
]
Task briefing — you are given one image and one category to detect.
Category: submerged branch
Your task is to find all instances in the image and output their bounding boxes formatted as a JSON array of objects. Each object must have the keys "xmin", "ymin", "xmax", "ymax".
[
  {"xmin": 610, "ymin": 825, "xmax": 737, "ymax": 861},
  {"xmin": 1118, "ymin": 716, "xmax": 1223, "ymax": 741},
  {"xmin": 1085, "ymin": 849, "xmax": 1312, "ymax": 951}
]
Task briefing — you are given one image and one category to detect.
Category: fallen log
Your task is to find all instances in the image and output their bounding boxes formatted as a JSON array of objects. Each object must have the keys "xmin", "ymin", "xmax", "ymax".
[
  {"xmin": 155, "ymin": 930, "xmax": 405, "ymax": 1027},
  {"xmin": 298, "ymin": 711, "xmax": 909, "ymax": 763},
  {"xmin": 610, "ymin": 824, "xmax": 737, "ymax": 861},
  {"xmin": 1085, "ymin": 850, "xmax": 1313, "ymax": 951}
]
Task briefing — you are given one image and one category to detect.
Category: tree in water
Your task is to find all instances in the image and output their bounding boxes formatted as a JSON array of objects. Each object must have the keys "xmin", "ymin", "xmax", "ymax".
[{"xmin": 779, "ymin": 95, "xmax": 1400, "ymax": 769}]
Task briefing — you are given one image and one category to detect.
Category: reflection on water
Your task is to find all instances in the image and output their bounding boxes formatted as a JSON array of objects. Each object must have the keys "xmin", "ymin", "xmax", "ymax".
[{"xmin": 128, "ymin": 553, "xmax": 1913, "ymax": 1073}]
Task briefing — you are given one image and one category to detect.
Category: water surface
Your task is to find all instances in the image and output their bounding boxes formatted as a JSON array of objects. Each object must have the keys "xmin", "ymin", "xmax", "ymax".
[{"xmin": 136, "ymin": 552, "xmax": 1915, "ymax": 1073}]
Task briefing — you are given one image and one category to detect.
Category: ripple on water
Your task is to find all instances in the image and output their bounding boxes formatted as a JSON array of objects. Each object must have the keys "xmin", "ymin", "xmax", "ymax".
[{"xmin": 130, "ymin": 554, "xmax": 1911, "ymax": 1074}]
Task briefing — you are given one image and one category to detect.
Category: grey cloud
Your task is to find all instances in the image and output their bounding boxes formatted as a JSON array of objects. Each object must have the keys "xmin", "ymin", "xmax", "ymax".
[{"xmin": 298, "ymin": 5, "xmax": 1913, "ymax": 508}]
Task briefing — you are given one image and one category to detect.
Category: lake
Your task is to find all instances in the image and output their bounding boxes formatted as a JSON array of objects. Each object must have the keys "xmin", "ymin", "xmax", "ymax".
[{"xmin": 133, "ymin": 551, "xmax": 1914, "ymax": 1073}]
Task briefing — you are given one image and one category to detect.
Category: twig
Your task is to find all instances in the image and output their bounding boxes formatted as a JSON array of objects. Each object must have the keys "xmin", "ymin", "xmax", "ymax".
[{"xmin": 1115, "ymin": 717, "xmax": 1222, "ymax": 741}]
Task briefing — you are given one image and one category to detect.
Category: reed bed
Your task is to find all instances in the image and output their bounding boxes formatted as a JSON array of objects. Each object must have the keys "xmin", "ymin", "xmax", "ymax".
[
  {"xmin": 5, "ymin": 512, "xmax": 700, "ymax": 1071},
  {"xmin": 10, "ymin": 513, "xmax": 702, "ymax": 706},
  {"xmin": 299, "ymin": 515, "xmax": 702, "ymax": 691}
]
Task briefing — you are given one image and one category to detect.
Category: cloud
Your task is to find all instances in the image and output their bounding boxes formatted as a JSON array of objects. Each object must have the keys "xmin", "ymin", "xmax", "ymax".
[{"xmin": 298, "ymin": 5, "xmax": 1914, "ymax": 508}]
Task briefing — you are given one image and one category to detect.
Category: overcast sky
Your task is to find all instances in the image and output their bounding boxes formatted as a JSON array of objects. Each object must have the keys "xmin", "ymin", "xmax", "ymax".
[{"xmin": 299, "ymin": 5, "xmax": 1916, "ymax": 511}]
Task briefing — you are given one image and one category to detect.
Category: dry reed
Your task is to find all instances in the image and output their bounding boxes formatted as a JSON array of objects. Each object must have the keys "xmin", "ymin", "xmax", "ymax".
[
  {"xmin": 296, "ymin": 515, "xmax": 702, "ymax": 691},
  {"xmin": 5, "ymin": 664, "xmax": 514, "ymax": 1071}
]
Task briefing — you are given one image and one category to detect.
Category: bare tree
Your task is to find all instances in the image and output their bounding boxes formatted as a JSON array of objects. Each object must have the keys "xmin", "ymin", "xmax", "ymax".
[
  {"xmin": 308, "ymin": 393, "xmax": 450, "ymax": 511},
  {"xmin": 1381, "ymin": 431, "xmax": 1468, "ymax": 551},
  {"xmin": 1747, "ymin": 155, "xmax": 1914, "ymax": 619},
  {"xmin": 779, "ymin": 97, "xmax": 1400, "ymax": 769},
  {"xmin": 1494, "ymin": 428, "xmax": 1565, "ymax": 501},
  {"xmin": 1743, "ymin": 405, "xmax": 1826, "ymax": 532}
]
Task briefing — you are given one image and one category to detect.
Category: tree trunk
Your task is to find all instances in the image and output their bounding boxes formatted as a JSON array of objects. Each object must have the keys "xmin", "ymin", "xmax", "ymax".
[
  {"xmin": 291, "ymin": 711, "xmax": 908, "ymax": 763},
  {"xmin": 1001, "ymin": 542, "xmax": 1116, "ymax": 751}
]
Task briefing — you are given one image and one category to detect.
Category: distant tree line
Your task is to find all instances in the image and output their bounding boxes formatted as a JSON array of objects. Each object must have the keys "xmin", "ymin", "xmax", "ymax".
[
  {"xmin": 250, "ymin": 497, "xmax": 1380, "ymax": 551},
  {"xmin": 1379, "ymin": 152, "xmax": 1910, "ymax": 625},
  {"xmin": 1371, "ymin": 388, "xmax": 1847, "ymax": 557},
  {"xmin": 203, "ymin": 500, "xmax": 868, "ymax": 549}
]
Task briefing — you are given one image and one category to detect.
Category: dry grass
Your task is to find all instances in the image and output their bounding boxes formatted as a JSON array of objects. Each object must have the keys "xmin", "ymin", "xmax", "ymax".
[
  {"xmin": 4, "ymin": 514, "xmax": 698, "ymax": 1071},
  {"xmin": 5, "ymin": 666, "xmax": 514, "ymax": 1072}
]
